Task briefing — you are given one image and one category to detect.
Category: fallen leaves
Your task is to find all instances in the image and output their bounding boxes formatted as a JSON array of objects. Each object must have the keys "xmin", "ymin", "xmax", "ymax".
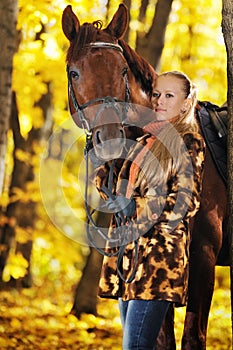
[
  {"xmin": 0, "ymin": 284, "xmax": 122, "ymax": 349},
  {"xmin": 0, "ymin": 266, "xmax": 231, "ymax": 349}
]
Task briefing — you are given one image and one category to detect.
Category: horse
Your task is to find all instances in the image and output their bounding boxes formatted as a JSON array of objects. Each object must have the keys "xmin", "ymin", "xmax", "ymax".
[{"xmin": 62, "ymin": 4, "xmax": 228, "ymax": 350}]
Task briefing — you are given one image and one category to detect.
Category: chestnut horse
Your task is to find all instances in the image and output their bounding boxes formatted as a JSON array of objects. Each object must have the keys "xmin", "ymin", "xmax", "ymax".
[{"xmin": 62, "ymin": 4, "xmax": 228, "ymax": 350}]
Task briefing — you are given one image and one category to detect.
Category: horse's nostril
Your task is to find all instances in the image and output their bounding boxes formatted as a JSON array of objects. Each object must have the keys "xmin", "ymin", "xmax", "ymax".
[
  {"xmin": 95, "ymin": 131, "xmax": 101, "ymax": 144},
  {"xmin": 120, "ymin": 128, "xmax": 125, "ymax": 139}
]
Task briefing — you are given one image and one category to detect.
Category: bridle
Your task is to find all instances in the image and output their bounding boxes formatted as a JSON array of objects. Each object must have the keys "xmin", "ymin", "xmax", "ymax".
[
  {"xmin": 66, "ymin": 42, "xmax": 131, "ymax": 135},
  {"xmin": 66, "ymin": 42, "xmax": 138, "ymax": 283}
]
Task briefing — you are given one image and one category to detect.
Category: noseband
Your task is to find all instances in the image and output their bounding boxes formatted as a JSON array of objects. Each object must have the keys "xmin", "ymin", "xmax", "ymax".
[{"xmin": 66, "ymin": 42, "xmax": 130, "ymax": 134}]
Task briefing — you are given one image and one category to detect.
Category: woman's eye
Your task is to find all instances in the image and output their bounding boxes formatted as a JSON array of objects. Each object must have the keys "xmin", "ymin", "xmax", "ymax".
[
  {"xmin": 152, "ymin": 92, "xmax": 160, "ymax": 98},
  {"xmin": 70, "ymin": 71, "xmax": 79, "ymax": 80},
  {"xmin": 166, "ymin": 93, "xmax": 174, "ymax": 98}
]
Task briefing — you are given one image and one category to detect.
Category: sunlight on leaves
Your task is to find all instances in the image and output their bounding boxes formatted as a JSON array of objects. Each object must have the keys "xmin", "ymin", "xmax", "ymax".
[{"xmin": 3, "ymin": 252, "xmax": 28, "ymax": 282}]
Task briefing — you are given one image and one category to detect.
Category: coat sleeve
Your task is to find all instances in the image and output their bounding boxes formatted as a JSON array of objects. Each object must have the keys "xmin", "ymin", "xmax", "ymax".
[
  {"xmin": 94, "ymin": 159, "xmax": 125, "ymax": 200},
  {"xmin": 133, "ymin": 132, "xmax": 205, "ymax": 234}
]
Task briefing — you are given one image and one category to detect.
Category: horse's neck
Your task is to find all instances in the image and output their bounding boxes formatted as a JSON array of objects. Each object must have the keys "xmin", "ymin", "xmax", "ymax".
[{"xmin": 119, "ymin": 39, "xmax": 155, "ymax": 108}]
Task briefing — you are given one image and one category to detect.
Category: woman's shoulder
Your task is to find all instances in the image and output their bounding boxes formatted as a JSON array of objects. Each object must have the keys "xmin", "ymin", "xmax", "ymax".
[{"xmin": 183, "ymin": 131, "xmax": 205, "ymax": 150}]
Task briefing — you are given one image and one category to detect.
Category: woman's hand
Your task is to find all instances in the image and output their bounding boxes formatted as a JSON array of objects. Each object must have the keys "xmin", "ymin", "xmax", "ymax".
[{"xmin": 101, "ymin": 186, "xmax": 136, "ymax": 219}]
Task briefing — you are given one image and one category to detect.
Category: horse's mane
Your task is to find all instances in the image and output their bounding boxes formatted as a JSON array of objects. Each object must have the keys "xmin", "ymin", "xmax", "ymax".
[
  {"xmin": 67, "ymin": 21, "xmax": 155, "ymax": 97},
  {"xmin": 66, "ymin": 21, "xmax": 105, "ymax": 62},
  {"xmin": 119, "ymin": 39, "xmax": 155, "ymax": 97}
]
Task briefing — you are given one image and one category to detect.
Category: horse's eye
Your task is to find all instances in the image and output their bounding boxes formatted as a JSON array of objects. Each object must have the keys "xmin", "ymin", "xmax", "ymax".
[
  {"xmin": 122, "ymin": 67, "xmax": 128, "ymax": 77},
  {"xmin": 70, "ymin": 71, "xmax": 79, "ymax": 81}
]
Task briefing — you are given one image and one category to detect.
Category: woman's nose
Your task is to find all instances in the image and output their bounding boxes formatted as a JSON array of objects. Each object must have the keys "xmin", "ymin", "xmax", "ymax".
[{"xmin": 157, "ymin": 95, "xmax": 164, "ymax": 105}]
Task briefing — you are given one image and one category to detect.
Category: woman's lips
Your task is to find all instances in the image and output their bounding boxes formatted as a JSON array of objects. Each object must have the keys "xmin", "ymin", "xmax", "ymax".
[{"xmin": 155, "ymin": 108, "xmax": 166, "ymax": 112}]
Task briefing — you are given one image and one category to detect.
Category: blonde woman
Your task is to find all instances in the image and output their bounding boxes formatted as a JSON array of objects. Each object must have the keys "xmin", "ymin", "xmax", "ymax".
[{"xmin": 97, "ymin": 71, "xmax": 205, "ymax": 349}]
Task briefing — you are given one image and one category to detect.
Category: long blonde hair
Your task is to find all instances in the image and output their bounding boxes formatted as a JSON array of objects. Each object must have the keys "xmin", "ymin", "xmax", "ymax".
[{"xmin": 136, "ymin": 71, "xmax": 199, "ymax": 187}]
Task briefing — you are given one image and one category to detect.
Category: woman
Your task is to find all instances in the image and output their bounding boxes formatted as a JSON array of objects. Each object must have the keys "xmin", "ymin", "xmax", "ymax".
[{"xmin": 96, "ymin": 71, "xmax": 205, "ymax": 349}]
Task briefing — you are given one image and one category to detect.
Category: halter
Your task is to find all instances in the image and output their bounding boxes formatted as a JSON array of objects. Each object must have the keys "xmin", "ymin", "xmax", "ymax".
[{"xmin": 66, "ymin": 42, "xmax": 131, "ymax": 134}]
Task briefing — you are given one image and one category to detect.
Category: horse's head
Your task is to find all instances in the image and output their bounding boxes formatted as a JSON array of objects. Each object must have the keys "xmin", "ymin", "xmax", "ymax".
[{"xmin": 62, "ymin": 4, "xmax": 156, "ymax": 161}]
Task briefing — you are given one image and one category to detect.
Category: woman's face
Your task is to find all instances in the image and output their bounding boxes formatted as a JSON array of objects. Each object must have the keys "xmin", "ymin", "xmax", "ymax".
[{"xmin": 152, "ymin": 75, "xmax": 188, "ymax": 121}]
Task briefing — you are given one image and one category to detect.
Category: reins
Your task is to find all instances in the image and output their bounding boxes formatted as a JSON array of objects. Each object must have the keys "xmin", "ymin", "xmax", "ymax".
[{"xmin": 84, "ymin": 141, "xmax": 139, "ymax": 283}]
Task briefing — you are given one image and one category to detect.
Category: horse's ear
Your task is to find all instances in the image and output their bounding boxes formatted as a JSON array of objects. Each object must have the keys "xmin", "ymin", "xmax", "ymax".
[
  {"xmin": 105, "ymin": 4, "xmax": 129, "ymax": 39},
  {"xmin": 62, "ymin": 5, "xmax": 80, "ymax": 41}
]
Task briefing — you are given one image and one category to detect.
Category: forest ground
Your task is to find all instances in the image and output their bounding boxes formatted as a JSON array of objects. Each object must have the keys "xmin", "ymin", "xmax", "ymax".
[{"xmin": 0, "ymin": 266, "xmax": 231, "ymax": 350}]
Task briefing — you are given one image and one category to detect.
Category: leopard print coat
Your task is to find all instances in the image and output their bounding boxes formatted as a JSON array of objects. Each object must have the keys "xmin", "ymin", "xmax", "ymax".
[{"xmin": 97, "ymin": 131, "xmax": 205, "ymax": 306}]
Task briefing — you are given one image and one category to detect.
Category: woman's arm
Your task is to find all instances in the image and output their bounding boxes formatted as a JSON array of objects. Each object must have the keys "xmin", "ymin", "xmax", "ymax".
[{"xmin": 134, "ymin": 132, "xmax": 205, "ymax": 232}]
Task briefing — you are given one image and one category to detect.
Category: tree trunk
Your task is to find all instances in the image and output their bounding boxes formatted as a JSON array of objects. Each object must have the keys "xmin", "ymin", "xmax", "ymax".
[
  {"xmin": 0, "ymin": 92, "xmax": 36, "ymax": 287},
  {"xmin": 222, "ymin": 0, "xmax": 233, "ymax": 343},
  {"xmin": 0, "ymin": 83, "xmax": 53, "ymax": 288},
  {"xmin": 136, "ymin": 0, "xmax": 174, "ymax": 69},
  {"xmin": 0, "ymin": 0, "xmax": 18, "ymax": 194},
  {"xmin": 71, "ymin": 247, "xmax": 104, "ymax": 318},
  {"xmin": 71, "ymin": 211, "xmax": 111, "ymax": 317},
  {"xmin": 138, "ymin": 0, "xmax": 150, "ymax": 24}
]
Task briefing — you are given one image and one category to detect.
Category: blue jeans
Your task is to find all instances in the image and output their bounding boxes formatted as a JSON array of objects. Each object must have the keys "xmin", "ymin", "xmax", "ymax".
[{"xmin": 118, "ymin": 298, "xmax": 170, "ymax": 350}]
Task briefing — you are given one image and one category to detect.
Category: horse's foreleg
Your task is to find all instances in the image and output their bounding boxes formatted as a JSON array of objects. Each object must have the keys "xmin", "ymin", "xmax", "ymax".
[
  {"xmin": 155, "ymin": 303, "xmax": 176, "ymax": 350},
  {"xmin": 181, "ymin": 240, "xmax": 217, "ymax": 350}
]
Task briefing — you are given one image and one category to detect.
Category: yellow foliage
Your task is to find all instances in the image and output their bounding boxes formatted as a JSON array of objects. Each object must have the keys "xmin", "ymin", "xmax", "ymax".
[
  {"xmin": 10, "ymin": 184, "xmax": 37, "ymax": 203},
  {"xmin": 10, "ymin": 318, "xmax": 22, "ymax": 330},
  {"xmin": 2, "ymin": 252, "xmax": 29, "ymax": 282},
  {"xmin": 15, "ymin": 149, "xmax": 31, "ymax": 163},
  {"xmin": 161, "ymin": 0, "xmax": 226, "ymax": 105},
  {"xmin": 10, "ymin": 187, "xmax": 26, "ymax": 203},
  {"xmin": 15, "ymin": 226, "xmax": 33, "ymax": 244}
]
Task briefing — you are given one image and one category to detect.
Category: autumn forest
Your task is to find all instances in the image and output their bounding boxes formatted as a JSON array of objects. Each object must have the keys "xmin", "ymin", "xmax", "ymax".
[{"xmin": 0, "ymin": 0, "xmax": 233, "ymax": 349}]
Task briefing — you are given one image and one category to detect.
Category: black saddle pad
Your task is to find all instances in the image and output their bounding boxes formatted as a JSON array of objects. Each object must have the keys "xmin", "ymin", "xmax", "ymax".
[{"xmin": 197, "ymin": 101, "xmax": 227, "ymax": 186}]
